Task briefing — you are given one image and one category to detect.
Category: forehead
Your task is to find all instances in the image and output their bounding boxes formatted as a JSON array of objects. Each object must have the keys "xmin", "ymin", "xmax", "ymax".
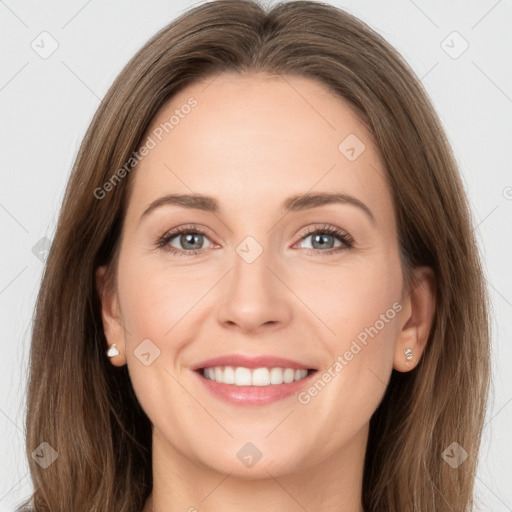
[{"xmin": 126, "ymin": 72, "xmax": 392, "ymax": 227}]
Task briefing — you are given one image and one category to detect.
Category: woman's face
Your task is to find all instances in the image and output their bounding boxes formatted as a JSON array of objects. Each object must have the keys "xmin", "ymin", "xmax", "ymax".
[{"xmin": 98, "ymin": 72, "xmax": 421, "ymax": 478}]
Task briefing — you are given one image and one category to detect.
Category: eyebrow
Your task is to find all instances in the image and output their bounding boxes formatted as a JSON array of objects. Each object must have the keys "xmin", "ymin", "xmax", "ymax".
[{"xmin": 140, "ymin": 192, "xmax": 376, "ymax": 225}]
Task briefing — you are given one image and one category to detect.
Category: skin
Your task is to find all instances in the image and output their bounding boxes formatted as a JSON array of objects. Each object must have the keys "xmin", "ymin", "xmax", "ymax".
[{"xmin": 96, "ymin": 72, "xmax": 435, "ymax": 512}]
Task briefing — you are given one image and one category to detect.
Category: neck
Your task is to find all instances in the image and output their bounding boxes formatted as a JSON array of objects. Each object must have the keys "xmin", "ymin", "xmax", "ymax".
[{"xmin": 143, "ymin": 423, "xmax": 368, "ymax": 512}]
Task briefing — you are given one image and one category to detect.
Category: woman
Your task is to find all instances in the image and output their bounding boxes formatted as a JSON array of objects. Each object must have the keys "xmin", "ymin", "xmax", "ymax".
[{"xmin": 19, "ymin": 0, "xmax": 490, "ymax": 510}]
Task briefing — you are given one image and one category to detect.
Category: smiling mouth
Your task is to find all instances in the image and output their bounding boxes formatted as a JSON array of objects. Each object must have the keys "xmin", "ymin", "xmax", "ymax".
[{"xmin": 197, "ymin": 366, "xmax": 317, "ymax": 386}]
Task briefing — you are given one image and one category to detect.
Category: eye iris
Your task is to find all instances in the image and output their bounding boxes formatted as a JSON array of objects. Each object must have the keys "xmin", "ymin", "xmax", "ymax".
[
  {"xmin": 312, "ymin": 233, "xmax": 334, "ymax": 249},
  {"xmin": 181, "ymin": 233, "xmax": 203, "ymax": 250}
]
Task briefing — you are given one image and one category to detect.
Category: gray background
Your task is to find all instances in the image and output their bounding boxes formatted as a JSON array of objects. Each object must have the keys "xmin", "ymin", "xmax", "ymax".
[{"xmin": 1, "ymin": 0, "xmax": 511, "ymax": 510}]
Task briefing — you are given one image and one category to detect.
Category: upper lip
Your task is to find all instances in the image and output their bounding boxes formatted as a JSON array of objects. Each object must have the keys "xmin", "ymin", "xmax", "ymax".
[{"xmin": 191, "ymin": 354, "xmax": 316, "ymax": 371}]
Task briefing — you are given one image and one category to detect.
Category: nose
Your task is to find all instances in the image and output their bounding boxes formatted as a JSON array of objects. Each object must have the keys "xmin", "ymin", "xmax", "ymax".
[{"xmin": 216, "ymin": 242, "xmax": 293, "ymax": 335}]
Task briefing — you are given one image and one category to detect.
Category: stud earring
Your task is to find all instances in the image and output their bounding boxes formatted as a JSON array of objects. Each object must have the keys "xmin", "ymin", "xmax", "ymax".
[
  {"xmin": 107, "ymin": 344, "xmax": 120, "ymax": 358},
  {"xmin": 404, "ymin": 348, "xmax": 413, "ymax": 361}
]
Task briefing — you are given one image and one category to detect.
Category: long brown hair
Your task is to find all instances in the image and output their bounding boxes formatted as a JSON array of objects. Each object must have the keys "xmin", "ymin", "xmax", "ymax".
[{"xmin": 19, "ymin": 1, "xmax": 491, "ymax": 510}]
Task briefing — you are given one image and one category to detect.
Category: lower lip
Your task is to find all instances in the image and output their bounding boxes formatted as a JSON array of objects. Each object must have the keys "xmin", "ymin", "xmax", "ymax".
[{"xmin": 193, "ymin": 369, "xmax": 318, "ymax": 406}]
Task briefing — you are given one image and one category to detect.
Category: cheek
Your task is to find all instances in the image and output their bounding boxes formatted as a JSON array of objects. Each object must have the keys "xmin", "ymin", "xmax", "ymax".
[
  {"xmin": 295, "ymin": 255, "xmax": 402, "ymax": 408},
  {"xmin": 116, "ymin": 248, "xmax": 206, "ymax": 340},
  {"xmin": 114, "ymin": 254, "xmax": 199, "ymax": 429},
  {"xmin": 278, "ymin": 258, "xmax": 402, "ymax": 454},
  {"xmin": 118, "ymin": 277, "xmax": 171, "ymax": 342},
  {"xmin": 295, "ymin": 256, "xmax": 402, "ymax": 349}
]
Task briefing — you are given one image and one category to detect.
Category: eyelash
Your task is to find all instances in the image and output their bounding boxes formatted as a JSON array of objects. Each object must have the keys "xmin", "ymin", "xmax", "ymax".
[{"xmin": 156, "ymin": 223, "xmax": 354, "ymax": 257}]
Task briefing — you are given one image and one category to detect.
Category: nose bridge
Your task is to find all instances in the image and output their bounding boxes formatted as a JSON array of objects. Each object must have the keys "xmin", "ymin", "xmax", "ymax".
[
  {"xmin": 231, "ymin": 233, "xmax": 275, "ymax": 302},
  {"xmin": 216, "ymin": 232, "xmax": 292, "ymax": 332},
  {"xmin": 228, "ymin": 209, "xmax": 274, "ymax": 275}
]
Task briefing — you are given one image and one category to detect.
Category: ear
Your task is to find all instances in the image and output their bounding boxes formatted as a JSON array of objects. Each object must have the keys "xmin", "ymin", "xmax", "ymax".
[
  {"xmin": 394, "ymin": 266, "xmax": 436, "ymax": 372},
  {"xmin": 95, "ymin": 265, "xmax": 127, "ymax": 366}
]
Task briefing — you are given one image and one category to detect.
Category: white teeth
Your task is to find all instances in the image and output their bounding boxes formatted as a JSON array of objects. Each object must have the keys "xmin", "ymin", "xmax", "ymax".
[
  {"xmin": 283, "ymin": 368, "xmax": 295, "ymax": 383},
  {"xmin": 252, "ymin": 368, "xmax": 270, "ymax": 386},
  {"xmin": 270, "ymin": 367, "xmax": 284, "ymax": 384},
  {"xmin": 223, "ymin": 366, "xmax": 235, "ymax": 384},
  {"xmin": 234, "ymin": 367, "xmax": 252, "ymax": 386},
  {"xmin": 202, "ymin": 366, "xmax": 309, "ymax": 386}
]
